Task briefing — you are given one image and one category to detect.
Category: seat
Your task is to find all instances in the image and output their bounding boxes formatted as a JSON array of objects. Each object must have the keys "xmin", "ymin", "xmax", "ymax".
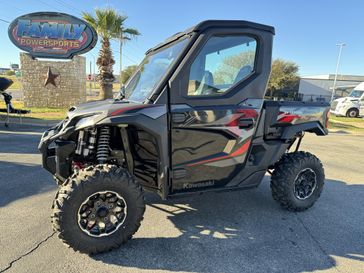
[
  {"xmin": 233, "ymin": 65, "xmax": 253, "ymax": 84},
  {"xmin": 194, "ymin": 70, "xmax": 214, "ymax": 95}
]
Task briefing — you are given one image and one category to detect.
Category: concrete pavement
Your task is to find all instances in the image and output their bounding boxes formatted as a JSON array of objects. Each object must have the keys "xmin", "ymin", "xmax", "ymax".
[{"xmin": 0, "ymin": 126, "xmax": 363, "ymax": 273}]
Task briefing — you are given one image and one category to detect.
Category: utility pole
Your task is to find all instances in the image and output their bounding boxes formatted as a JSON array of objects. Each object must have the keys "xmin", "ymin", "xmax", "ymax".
[{"xmin": 331, "ymin": 43, "xmax": 346, "ymax": 103}]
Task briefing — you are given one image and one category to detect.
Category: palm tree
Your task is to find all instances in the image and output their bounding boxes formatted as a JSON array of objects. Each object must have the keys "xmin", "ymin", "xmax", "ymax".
[{"xmin": 83, "ymin": 8, "xmax": 140, "ymax": 99}]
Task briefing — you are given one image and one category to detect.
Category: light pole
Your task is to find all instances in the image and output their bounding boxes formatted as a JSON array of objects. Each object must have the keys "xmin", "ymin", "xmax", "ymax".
[
  {"xmin": 89, "ymin": 61, "xmax": 92, "ymax": 94},
  {"xmin": 331, "ymin": 43, "xmax": 346, "ymax": 103},
  {"xmin": 88, "ymin": 52, "xmax": 96, "ymax": 89},
  {"xmin": 119, "ymin": 33, "xmax": 123, "ymax": 84}
]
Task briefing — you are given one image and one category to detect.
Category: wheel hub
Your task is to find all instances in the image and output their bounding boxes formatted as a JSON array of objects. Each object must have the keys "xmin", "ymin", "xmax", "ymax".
[
  {"xmin": 97, "ymin": 207, "xmax": 109, "ymax": 218},
  {"xmin": 78, "ymin": 191, "xmax": 127, "ymax": 237},
  {"xmin": 293, "ymin": 168, "xmax": 317, "ymax": 200}
]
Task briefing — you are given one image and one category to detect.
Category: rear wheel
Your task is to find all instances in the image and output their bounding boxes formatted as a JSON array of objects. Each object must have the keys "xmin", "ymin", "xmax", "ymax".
[
  {"xmin": 51, "ymin": 164, "xmax": 145, "ymax": 254},
  {"xmin": 270, "ymin": 152, "xmax": 324, "ymax": 211},
  {"xmin": 346, "ymin": 108, "xmax": 359, "ymax": 118}
]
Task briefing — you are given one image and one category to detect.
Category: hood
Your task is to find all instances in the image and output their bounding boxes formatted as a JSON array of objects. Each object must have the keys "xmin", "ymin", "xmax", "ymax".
[
  {"xmin": 334, "ymin": 97, "xmax": 359, "ymax": 103},
  {"xmin": 334, "ymin": 97, "xmax": 346, "ymax": 103},
  {"xmin": 41, "ymin": 99, "xmax": 153, "ymax": 142},
  {"xmin": 55, "ymin": 99, "xmax": 147, "ymax": 133},
  {"xmin": 67, "ymin": 99, "xmax": 142, "ymax": 120}
]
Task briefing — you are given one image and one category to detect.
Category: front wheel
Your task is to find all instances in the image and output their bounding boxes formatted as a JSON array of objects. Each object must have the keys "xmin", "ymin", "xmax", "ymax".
[
  {"xmin": 270, "ymin": 152, "xmax": 325, "ymax": 212},
  {"xmin": 51, "ymin": 165, "xmax": 145, "ymax": 254},
  {"xmin": 346, "ymin": 108, "xmax": 359, "ymax": 118},
  {"xmin": 53, "ymin": 176, "xmax": 63, "ymax": 186}
]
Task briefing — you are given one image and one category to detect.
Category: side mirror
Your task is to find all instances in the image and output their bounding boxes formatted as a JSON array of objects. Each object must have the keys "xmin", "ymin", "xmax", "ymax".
[
  {"xmin": 0, "ymin": 77, "xmax": 13, "ymax": 92},
  {"xmin": 119, "ymin": 86, "xmax": 126, "ymax": 100}
]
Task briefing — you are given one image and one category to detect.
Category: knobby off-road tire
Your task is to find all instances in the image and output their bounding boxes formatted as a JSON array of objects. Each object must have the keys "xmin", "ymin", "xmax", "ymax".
[
  {"xmin": 53, "ymin": 176, "xmax": 63, "ymax": 186},
  {"xmin": 54, "ymin": 169, "xmax": 82, "ymax": 187},
  {"xmin": 51, "ymin": 164, "xmax": 145, "ymax": 254},
  {"xmin": 270, "ymin": 152, "xmax": 325, "ymax": 212}
]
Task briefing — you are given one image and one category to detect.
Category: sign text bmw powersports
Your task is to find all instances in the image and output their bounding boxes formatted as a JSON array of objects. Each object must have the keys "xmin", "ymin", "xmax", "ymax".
[{"xmin": 8, "ymin": 12, "xmax": 97, "ymax": 59}]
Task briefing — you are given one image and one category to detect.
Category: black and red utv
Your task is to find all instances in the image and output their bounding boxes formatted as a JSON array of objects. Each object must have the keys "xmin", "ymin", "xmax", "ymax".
[{"xmin": 39, "ymin": 20, "xmax": 330, "ymax": 254}]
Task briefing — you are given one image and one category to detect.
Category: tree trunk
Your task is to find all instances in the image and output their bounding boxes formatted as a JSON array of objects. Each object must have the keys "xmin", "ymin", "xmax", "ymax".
[
  {"xmin": 100, "ymin": 82, "xmax": 113, "ymax": 99},
  {"xmin": 270, "ymin": 88, "xmax": 275, "ymax": 99},
  {"xmin": 96, "ymin": 37, "xmax": 115, "ymax": 99}
]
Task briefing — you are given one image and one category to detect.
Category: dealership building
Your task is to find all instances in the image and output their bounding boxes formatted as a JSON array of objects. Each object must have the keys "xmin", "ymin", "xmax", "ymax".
[{"xmin": 298, "ymin": 74, "xmax": 364, "ymax": 102}]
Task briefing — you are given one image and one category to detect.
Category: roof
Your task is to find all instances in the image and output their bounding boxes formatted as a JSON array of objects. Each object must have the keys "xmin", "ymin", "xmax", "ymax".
[
  {"xmin": 301, "ymin": 74, "xmax": 364, "ymax": 82},
  {"xmin": 331, "ymin": 85, "xmax": 358, "ymax": 90},
  {"xmin": 193, "ymin": 20, "xmax": 275, "ymax": 34},
  {"xmin": 147, "ymin": 20, "xmax": 275, "ymax": 54}
]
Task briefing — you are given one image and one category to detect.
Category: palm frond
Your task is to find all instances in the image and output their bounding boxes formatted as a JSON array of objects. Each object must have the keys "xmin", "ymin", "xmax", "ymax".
[
  {"xmin": 82, "ymin": 12, "xmax": 97, "ymax": 30},
  {"xmin": 124, "ymin": 28, "xmax": 140, "ymax": 36},
  {"xmin": 84, "ymin": 8, "xmax": 140, "ymax": 40}
]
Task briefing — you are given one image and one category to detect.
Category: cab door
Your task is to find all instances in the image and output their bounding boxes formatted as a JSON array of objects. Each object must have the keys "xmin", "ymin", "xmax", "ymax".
[
  {"xmin": 360, "ymin": 95, "xmax": 364, "ymax": 116},
  {"xmin": 169, "ymin": 28, "xmax": 273, "ymax": 193}
]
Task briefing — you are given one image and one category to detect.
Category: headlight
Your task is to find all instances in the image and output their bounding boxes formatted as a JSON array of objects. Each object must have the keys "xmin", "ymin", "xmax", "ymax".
[{"xmin": 75, "ymin": 114, "xmax": 102, "ymax": 129}]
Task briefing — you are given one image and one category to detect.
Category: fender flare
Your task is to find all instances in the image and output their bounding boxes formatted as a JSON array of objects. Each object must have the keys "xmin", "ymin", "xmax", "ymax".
[{"xmin": 280, "ymin": 121, "xmax": 328, "ymax": 139}]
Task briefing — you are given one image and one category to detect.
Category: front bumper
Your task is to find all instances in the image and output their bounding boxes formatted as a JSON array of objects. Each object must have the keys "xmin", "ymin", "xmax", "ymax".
[{"xmin": 39, "ymin": 127, "xmax": 76, "ymax": 181}]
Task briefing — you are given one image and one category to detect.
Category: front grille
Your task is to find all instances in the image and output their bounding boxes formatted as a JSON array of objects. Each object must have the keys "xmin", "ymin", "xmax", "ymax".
[{"xmin": 330, "ymin": 101, "xmax": 338, "ymax": 110}]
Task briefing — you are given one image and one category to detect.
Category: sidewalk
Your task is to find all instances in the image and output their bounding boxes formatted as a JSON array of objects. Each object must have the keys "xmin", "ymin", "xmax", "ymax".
[{"xmin": 0, "ymin": 116, "xmax": 61, "ymax": 128}]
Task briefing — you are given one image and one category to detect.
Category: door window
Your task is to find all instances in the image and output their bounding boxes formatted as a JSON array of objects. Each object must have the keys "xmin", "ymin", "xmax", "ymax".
[{"xmin": 188, "ymin": 35, "xmax": 257, "ymax": 96}]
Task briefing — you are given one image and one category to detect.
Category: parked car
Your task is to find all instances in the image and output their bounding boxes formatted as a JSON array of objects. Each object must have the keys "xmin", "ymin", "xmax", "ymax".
[{"xmin": 330, "ymin": 82, "xmax": 364, "ymax": 117}]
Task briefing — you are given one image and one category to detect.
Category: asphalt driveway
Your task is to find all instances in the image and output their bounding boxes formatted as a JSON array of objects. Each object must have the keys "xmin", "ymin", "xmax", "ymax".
[{"xmin": 0, "ymin": 125, "xmax": 363, "ymax": 273}]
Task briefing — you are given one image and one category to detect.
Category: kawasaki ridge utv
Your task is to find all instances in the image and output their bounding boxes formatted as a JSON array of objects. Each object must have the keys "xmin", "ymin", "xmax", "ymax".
[{"xmin": 39, "ymin": 20, "xmax": 330, "ymax": 254}]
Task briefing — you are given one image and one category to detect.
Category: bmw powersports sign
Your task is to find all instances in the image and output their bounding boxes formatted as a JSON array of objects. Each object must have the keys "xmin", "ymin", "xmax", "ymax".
[{"xmin": 8, "ymin": 12, "xmax": 97, "ymax": 59}]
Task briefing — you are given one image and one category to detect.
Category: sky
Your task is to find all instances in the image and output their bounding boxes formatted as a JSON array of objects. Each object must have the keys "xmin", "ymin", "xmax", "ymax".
[{"xmin": 0, "ymin": 0, "xmax": 362, "ymax": 77}]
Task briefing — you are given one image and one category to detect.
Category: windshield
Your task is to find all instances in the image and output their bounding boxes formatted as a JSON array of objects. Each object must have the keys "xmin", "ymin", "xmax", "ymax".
[
  {"xmin": 121, "ymin": 38, "xmax": 189, "ymax": 102},
  {"xmin": 349, "ymin": 90, "xmax": 364, "ymax": 98}
]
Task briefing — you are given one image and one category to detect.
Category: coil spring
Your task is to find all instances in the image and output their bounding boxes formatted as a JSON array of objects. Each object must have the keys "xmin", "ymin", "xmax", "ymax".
[{"xmin": 96, "ymin": 126, "xmax": 110, "ymax": 163}]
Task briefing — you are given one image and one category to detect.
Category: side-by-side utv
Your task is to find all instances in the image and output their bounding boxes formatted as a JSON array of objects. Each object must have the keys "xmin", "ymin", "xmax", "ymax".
[
  {"xmin": 39, "ymin": 20, "xmax": 330, "ymax": 254},
  {"xmin": 0, "ymin": 77, "xmax": 30, "ymax": 127}
]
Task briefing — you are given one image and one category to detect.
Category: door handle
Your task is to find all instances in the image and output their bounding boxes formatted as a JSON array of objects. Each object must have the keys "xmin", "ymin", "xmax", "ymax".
[
  {"xmin": 172, "ymin": 113, "xmax": 187, "ymax": 123},
  {"xmin": 238, "ymin": 118, "xmax": 254, "ymax": 129}
]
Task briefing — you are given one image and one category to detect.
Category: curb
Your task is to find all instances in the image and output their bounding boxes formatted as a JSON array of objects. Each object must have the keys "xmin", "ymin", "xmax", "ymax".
[
  {"xmin": 6, "ymin": 122, "xmax": 57, "ymax": 128},
  {"xmin": 328, "ymin": 130, "xmax": 364, "ymax": 136}
]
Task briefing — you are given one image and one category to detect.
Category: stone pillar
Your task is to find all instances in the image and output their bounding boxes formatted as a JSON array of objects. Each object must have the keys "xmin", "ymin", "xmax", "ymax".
[{"xmin": 20, "ymin": 53, "xmax": 86, "ymax": 108}]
